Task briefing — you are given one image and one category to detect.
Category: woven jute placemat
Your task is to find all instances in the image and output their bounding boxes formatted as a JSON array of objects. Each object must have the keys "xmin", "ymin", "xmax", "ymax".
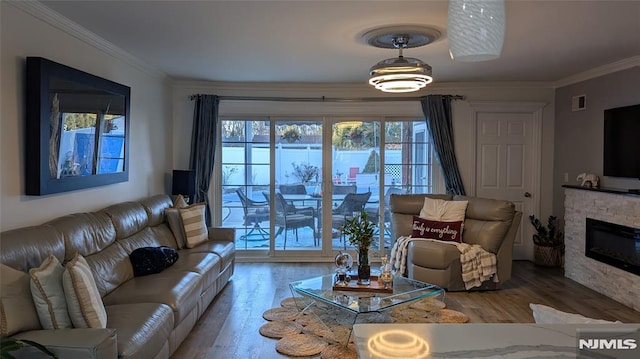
[
  {"xmin": 390, "ymin": 307, "xmax": 429, "ymax": 320},
  {"xmin": 320, "ymin": 343, "xmax": 357, "ymax": 359},
  {"xmin": 280, "ymin": 296, "xmax": 313, "ymax": 309},
  {"xmin": 301, "ymin": 321, "xmax": 334, "ymax": 339},
  {"xmin": 263, "ymin": 307, "xmax": 301, "ymax": 322},
  {"xmin": 279, "ymin": 297, "xmax": 301, "ymax": 309},
  {"xmin": 408, "ymin": 297, "xmax": 447, "ymax": 312},
  {"xmin": 276, "ymin": 333, "xmax": 329, "ymax": 357},
  {"xmin": 424, "ymin": 308, "xmax": 470, "ymax": 323},
  {"xmin": 259, "ymin": 321, "xmax": 303, "ymax": 339},
  {"xmin": 325, "ymin": 324, "xmax": 354, "ymax": 344},
  {"xmin": 294, "ymin": 313, "xmax": 322, "ymax": 326}
]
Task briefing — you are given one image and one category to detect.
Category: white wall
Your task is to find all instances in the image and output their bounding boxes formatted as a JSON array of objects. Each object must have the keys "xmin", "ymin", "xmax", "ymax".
[
  {"xmin": 0, "ymin": 2, "xmax": 173, "ymax": 230},
  {"xmin": 553, "ymin": 67, "xmax": 640, "ymax": 218},
  {"xmin": 172, "ymin": 81, "xmax": 557, "ymax": 222}
]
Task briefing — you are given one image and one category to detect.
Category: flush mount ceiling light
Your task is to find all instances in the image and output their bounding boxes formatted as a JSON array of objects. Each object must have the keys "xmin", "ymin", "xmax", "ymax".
[
  {"xmin": 363, "ymin": 26, "xmax": 440, "ymax": 93},
  {"xmin": 448, "ymin": 0, "xmax": 505, "ymax": 62}
]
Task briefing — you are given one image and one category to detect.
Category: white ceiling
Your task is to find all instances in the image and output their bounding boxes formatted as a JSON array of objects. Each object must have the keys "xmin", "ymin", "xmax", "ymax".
[{"xmin": 39, "ymin": 0, "xmax": 640, "ymax": 84}]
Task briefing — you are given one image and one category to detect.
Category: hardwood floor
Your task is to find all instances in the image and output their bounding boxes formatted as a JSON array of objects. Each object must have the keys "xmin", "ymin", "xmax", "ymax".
[{"xmin": 171, "ymin": 261, "xmax": 640, "ymax": 358}]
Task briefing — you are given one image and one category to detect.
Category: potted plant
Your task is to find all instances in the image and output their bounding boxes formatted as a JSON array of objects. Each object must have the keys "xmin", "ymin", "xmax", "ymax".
[
  {"xmin": 342, "ymin": 211, "xmax": 376, "ymax": 285},
  {"xmin": 291, "ymin": 162, "xmax": 319, "ymax": 184},
  {"xmin": 349, "ymin": 127, "xmax": 364, "ymax": 144},
  {"xmin": 528, "ymin": 215, "xmax": 564, "ymax": 267},
  {"xmin": 280, "ymin": 126, "xmax": 301, "ymax": 143}
]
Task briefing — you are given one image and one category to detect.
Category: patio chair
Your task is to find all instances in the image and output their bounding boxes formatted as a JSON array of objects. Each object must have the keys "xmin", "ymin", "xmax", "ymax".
[
  {"xmin": 333, "ymin": 184, "xmax": 357, "ymax": 195},
  {"xmin": 346, "ymin": 167, "xmax": 359, "ymax": 183},
  {"xmin": 278, "ymin": 184, "xmax": 314, "ymax": 213},
  {"xmin": 273, "ymin": 192, "xmax": 317, "ymax": 249},
  {"xmin": 279, "ymin": 184, "xmax": 307, "ymax": 194},
  {"xmin": 236, "ymin": 188, "xmax": 269, "ymax": 240},
  {"xmin": 365, "ymin": 186, "xmax": 405, "ymax": 236},
  {"xmin": 331, "ymin": 192, "xmax": 372, "ymax": 249}
]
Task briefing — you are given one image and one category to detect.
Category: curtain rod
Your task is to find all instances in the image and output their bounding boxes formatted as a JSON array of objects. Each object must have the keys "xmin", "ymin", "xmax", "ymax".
[{"xmin": 188, "ymin": 95, "xmax": 465, "ymax": 102}]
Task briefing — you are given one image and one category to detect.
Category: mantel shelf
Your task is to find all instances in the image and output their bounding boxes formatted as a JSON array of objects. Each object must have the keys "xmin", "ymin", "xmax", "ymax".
[{"xmin": 562, "ymin": 184, "xmax": 640, "ymax": 197}]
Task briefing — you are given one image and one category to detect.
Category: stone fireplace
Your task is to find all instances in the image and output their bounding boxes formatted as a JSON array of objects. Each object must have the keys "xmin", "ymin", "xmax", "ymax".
[
  {"xmin": 564, "ymin": 187, "xmax": 640, "ymax": 311},
  {"xmin": 585, "ymin": 218, "xmax": 640, "ymax": 276}
]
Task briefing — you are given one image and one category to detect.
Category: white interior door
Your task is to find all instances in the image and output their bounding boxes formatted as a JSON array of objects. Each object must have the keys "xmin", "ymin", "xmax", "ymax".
[{"xmin": 470, "ymin": 102, "xmax": 544, "ymax": 260}]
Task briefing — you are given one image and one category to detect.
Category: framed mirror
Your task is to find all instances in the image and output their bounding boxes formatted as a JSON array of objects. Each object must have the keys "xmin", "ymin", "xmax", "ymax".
[{"xmin": 25, "ymin": 57, "xmax": 131, "ymax": 195}]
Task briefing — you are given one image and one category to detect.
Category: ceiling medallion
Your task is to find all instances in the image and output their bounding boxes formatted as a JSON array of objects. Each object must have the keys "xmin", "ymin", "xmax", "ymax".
[{"xmin": 363, "ymin": 26, "xmax": 440, "ymax": 93}]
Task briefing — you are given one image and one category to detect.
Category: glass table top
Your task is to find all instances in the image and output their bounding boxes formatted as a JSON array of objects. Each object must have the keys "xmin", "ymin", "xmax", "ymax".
[{"xmin": 289, "ymin": 273, "xmax": 445, "ymax": 314}]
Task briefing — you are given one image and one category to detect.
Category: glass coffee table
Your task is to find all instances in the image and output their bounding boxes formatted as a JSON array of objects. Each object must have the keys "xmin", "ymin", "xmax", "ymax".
[{"xmin": 289, "ymin": 273, "xmax": 445, "ymax": 344}]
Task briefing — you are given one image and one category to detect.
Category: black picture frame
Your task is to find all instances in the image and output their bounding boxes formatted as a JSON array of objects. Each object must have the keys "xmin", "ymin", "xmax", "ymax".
[{"xmin": 25, "ymin": 57, "xmax": 131, "ymax": 195}]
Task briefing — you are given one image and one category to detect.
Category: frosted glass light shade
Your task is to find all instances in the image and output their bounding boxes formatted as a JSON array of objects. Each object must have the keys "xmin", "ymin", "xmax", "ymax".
[{"xmin": 448, "ymin": 0, "xmax": 505, "ymax": 62}]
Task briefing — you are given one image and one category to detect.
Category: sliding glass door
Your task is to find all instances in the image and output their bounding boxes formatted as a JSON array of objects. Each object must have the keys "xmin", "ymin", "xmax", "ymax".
[{"xmin": 219, "ymin": 116, "xmax": 441, "ymax": 258}]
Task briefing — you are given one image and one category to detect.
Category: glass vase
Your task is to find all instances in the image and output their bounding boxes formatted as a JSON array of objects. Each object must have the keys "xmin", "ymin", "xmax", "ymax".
[{"xmin": 357, "ymin": 248, "xmax": 371, "ymax": 285}]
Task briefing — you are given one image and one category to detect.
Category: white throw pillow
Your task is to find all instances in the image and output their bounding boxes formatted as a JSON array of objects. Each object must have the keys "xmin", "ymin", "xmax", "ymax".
[
  {"xmin": 1, "ymin": 264, "xmax": 41, "ymax": 336},
  {"xmin": 62, "ymin": 253, "xmax": 107, "ymax": 328},
  {"xmin": 29, "ymin": 254, "xmax": 73, "ymax": 329},
  {"xmin": 529, "ymin": 303, "xmax": 620, "ymax": 324},
  {"xmin": 419, "ymin": 197, "xmax": 468, "ymax": 222}
]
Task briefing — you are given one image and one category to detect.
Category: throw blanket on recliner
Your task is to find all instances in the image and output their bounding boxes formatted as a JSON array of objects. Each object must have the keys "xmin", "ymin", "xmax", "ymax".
[{"xmin": 390, "ymin": 236, "xmax": 498, "ymax": 290}]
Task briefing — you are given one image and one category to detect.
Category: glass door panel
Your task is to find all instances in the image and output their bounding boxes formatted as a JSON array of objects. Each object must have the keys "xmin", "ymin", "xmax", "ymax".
[
  {"xmin": 330, "ymin": 119, "xmax": 382, "ymax": 252},
  {"xmin": 271, "ymin": 120, "xmax": 323, "ymax": 251},
  {"xmin": 220, "ymin": 119, "xmax": 271, "ymax": 250}
]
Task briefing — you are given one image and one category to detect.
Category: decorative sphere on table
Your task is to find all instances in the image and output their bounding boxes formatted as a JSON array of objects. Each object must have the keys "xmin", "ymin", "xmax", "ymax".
[{"xmin": 334, "ymin": 252, "xmax": 353, "ymax": 270}]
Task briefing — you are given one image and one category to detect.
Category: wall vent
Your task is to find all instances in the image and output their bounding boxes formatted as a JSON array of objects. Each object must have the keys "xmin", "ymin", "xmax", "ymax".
[{"xmin": 572, "ymin": 95, "xmax": 586, "ymax": 111}]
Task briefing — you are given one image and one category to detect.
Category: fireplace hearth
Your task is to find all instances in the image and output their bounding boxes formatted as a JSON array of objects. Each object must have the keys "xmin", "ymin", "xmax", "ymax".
[{"xmin": 586, "ymin": 218, "xmax": 640, "ymax": 276}]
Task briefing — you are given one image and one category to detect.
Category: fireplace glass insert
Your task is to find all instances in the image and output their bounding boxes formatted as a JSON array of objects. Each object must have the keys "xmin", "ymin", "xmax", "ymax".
[{"xmin": 585, "ymin": 218, "xmax": 640, "ymax": 276}]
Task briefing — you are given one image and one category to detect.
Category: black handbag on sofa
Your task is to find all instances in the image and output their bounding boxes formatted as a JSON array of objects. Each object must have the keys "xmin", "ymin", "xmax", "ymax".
[{"xmin": 130, "ymin": 246, "xmax": 179, "ymax": 276}]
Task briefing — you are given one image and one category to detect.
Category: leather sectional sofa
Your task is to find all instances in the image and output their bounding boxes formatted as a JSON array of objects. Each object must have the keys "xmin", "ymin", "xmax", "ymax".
[
  {"xmin": 389, "ymin": 194, "xmax": 521, "ymax": 291},
  {"xmin": 0, "ymin": 195, "xmax": 235, "ymax": 358}
]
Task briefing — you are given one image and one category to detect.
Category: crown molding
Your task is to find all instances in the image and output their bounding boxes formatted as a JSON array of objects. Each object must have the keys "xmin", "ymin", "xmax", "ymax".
[
  {"xmin": 553, "ymin": 56, "xmax": 640, "ymax": 88},
  {"xmin": 10, "ymin": 0, "xmax": 166, "ymax": 79},
  {"xmin": 172, "ymin": 80, "xmax": 554, "ymax": 94}
]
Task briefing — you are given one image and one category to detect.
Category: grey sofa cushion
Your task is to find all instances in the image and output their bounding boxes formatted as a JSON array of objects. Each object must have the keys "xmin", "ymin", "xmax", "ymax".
[
  {"xmin": 168, "ymin": 252, "xmax": 221, "ymax": 290},
  {"xmin": 181, "ymin": 240, "xmax": 236, "ymax": 272},
  {"xmin": 106, "ymin": 303, "xmax": 173, "ymax": 359},
  {"xmin": 102, "ymin": 271, "xmax": 202, "ymax": 326},
  {"xmin": 454, "ymin": 196, "xmax": 515, "ymax": 253},
  {"xmin": 409, "ymin": 241, "xmax": 460, "ymax": 269}
]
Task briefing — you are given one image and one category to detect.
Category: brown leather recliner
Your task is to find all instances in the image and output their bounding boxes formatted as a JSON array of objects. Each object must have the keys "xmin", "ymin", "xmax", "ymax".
[{"xmin": 389, "ymin": 194, "xmax": 522, "ymax": 291}]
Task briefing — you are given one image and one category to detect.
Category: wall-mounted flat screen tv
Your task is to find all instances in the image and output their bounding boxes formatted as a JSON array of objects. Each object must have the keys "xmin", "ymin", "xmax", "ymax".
[{"xmin": 603, "ymin": 104, "xmax": 640, "ymax": 179}]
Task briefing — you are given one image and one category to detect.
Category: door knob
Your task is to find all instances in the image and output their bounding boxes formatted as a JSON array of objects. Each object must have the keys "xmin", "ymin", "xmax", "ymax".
[{"xmin": 524, "ymin": 192, "xmax": 532, "ymax": 198}]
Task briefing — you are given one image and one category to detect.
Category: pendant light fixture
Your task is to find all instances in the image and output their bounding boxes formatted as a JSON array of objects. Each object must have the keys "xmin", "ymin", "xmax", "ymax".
[
  {"xmin": 364, "ymin": 26, "xmax": 440, "ymax": 93},
  {"xmin": 448, "ymin": 0, "xmax": 506, "ymax": 62}
]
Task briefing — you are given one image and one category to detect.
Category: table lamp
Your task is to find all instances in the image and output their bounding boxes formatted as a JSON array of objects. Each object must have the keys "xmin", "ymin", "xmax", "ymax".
[{"xmin": 172, "ymin": 170, "xmax": 196, "ymax": 204}]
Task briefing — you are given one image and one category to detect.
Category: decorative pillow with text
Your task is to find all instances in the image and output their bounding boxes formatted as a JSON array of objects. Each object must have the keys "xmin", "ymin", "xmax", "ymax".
[{"xmin": 412, "ymin": 216, "xmax": 464, "ymax": 242}]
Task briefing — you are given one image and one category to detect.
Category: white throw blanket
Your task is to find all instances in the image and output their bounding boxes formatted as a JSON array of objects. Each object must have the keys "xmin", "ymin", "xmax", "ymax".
[{"xmin": 390, "ymin": 236, "xmax": 498, "ymax": 290}]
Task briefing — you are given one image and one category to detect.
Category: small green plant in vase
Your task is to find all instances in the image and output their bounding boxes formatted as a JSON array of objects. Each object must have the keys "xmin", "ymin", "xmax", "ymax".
[
  {"xmin": 528, "ymin": 215, "xmax": 564, "ymax": 267},
  {"xmin": 342, "ymin": 211, "xmax": 376, "ymax": 285}
]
